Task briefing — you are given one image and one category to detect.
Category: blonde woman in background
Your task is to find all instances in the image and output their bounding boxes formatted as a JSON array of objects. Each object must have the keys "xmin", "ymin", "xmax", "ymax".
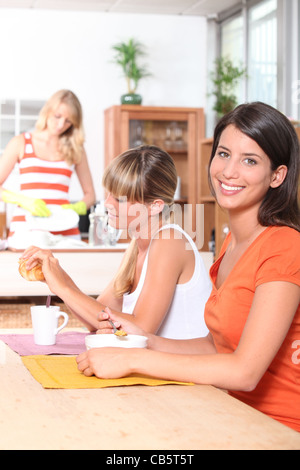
[
  {"xmin": 22, "ymin": 145, "xmax": 212, "ymax": 339},
  {"xmin": 0, "ymin": 89, "xmax": 95, "ymax": 245}
]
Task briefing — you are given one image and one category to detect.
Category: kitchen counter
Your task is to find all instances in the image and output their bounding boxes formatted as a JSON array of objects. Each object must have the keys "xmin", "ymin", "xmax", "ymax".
[
  {"xmin": 0, "ymin": 248, "xmax": 214, "ymax": 297},
  {"xmin": 0, "ymin": 248, "xmax": 126, "ymax": 296}
]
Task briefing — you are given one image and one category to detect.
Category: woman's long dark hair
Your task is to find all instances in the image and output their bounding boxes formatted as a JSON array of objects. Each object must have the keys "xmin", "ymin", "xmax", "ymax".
[{"xmin": 208, "ymin": 102, "xmax": 300, "ymax": 231}]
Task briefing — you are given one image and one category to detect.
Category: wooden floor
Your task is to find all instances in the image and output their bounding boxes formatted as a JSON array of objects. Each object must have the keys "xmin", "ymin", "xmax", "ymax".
[{"xmin": 0, "ymin": 297, "xmax": 82, "ymax": 328}]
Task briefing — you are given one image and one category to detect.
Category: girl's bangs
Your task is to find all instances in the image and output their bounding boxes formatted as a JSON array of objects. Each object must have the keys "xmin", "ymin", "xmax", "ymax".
[{"xmin": 102, "ymin": 162, "xmax": 143, "ymax": 202}]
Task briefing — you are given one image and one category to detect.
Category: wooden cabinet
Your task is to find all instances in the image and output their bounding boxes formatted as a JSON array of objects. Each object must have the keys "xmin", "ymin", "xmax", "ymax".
[
  {"xmin": 104, "ymin": 105, "xmax": 204, "ymax": 205},
  {"xmin": 198, "ymin": 138, "xmax": 229, "ymax": 257},
  {"xmin": 104, "ymin": 105, "xmax": 205, "ymax": 238}
]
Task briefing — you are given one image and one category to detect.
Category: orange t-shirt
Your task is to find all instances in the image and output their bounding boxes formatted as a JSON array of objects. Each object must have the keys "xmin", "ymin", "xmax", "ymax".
[{"xmin": 205, "ymin": 226, "xmax": 300, "ymax": 432}]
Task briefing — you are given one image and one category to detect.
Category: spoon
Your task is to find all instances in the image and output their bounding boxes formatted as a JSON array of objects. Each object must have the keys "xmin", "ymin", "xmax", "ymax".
[
  {"xmin": 46, "ymin": 295, "xmax": 51, "ymax": 308},
  {"xmin": 108, "ymin": 318, "xmax": 127, "ymax": 337}
]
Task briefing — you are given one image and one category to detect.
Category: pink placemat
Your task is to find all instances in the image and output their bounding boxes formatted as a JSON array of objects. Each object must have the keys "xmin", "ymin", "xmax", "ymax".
[{"xmin": 0, "ymin": 331, "xmax": 89, "ymax": 356}]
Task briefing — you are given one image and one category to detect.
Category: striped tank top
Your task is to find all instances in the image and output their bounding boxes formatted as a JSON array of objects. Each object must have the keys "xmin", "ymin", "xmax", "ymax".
[{"xmin": 8, "ymin": 132, "xmax": 80, "ymax": 241}]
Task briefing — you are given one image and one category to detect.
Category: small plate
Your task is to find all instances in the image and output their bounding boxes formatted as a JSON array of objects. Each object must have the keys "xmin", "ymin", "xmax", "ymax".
[{"xmin": 26, "ymin": 205, "xmax": 79, "ymax": 232}]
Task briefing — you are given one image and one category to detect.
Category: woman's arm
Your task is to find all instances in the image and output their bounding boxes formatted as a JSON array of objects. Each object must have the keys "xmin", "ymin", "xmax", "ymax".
[
  {"xmin": 74, "ymin": 149, "xmax": 96, "ymax": 209},
  {"xmin": 0, "ymin": 135, "xmax": 23, "ymax": 190},
  {"xmin": 78, "ymin": 281, "xmax": 300, "ymax": 391},
  {"xmin": 99, "ymin": 307, "xmax": 217, "ymax": 355}
]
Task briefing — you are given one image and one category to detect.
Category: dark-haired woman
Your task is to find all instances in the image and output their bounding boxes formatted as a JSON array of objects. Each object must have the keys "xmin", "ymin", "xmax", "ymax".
[{"xmin": 77, "ymin": 102, "xmax": 300, "ymax": 433}]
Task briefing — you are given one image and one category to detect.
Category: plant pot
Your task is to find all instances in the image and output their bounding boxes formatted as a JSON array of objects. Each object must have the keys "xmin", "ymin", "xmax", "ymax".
[{"xmin": 121, "ymin": 93, "xmax": 142, "ymax": 105}]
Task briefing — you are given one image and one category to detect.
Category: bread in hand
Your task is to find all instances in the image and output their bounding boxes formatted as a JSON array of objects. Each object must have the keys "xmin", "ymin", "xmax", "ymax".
[{"xmin": 18, "ymin": 259, "xmax": 45, "ymax": 282}]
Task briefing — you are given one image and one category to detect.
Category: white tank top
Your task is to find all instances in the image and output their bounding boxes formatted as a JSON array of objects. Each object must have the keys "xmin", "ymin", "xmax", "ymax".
[{"xmin": 122, "ymin": 224, "xmax": 212, "ymax": 339}]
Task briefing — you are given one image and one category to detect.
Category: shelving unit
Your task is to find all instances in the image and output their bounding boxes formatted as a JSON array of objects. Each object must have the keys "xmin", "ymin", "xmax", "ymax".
[{"xmin": 104, "ymin": 105, "xmax": 205, "ymax": 241}]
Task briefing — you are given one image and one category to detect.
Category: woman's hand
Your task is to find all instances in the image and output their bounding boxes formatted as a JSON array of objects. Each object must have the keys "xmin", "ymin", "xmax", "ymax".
[
  {"xmin": 76, "ymin": 347, "xmax": 140, "ymax": 379},
  {"xmin": 96, "ymin": 307, "xmax": 147, "ymax": 337}
]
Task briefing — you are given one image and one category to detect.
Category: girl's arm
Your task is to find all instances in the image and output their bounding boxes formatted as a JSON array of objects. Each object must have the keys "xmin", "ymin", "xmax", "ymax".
[
  {"xmin": 77, "ymin": 281, "xmax": 300, "ymax": 392},
  {"xmin": 97, "ymin": 232, "xmax": 198, "ymax": 334},
  {"xmin": 22, "ymin": 231, "xmax": 197, "ymax": 335},
  {"xmin": 21, "ymin": 246, "xmax": 122, "ymax": 331}
]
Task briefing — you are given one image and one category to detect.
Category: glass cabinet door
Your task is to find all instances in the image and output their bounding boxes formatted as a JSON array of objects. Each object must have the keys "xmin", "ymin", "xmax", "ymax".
[{"xmin": 129, "ymin": 119, "xmax": 188, "ymax": 201}]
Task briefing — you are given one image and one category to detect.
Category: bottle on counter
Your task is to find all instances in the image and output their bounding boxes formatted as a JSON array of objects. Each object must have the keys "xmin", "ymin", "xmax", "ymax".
[
  {"xmin": 88, "ymin": 206, "xmax": 95, "ymax": 246},
  {"xmin": 94, "ymin": 202, "xmax": 109, "ymax": 246},
  {"xmin": 88, "ymin": 202, "xmax": 109, "ymax": 246}
]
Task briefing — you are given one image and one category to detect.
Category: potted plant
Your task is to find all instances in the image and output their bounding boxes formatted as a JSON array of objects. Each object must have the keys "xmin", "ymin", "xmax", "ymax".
[
  {"xmin": 209, "ymin": 56, "xmax": 247, "ymax": 117},
  {"xmin": 111, "ymin": 38, "xmax": 151, "ymax": 104}
]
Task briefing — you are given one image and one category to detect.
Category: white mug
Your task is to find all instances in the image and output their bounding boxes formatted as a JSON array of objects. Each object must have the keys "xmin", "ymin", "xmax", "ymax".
[{"xmin": 31, "ymin": 306, "xmax": 69, "ymax": 346}]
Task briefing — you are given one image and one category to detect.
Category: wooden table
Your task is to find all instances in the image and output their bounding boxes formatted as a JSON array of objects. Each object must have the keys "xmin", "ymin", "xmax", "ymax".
[{"xmin": 0, "ymin": 328, "xmax": 299, "ymax": 450}]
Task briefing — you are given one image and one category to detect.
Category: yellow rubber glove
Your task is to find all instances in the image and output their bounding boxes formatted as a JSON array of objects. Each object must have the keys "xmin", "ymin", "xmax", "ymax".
[
  {"xmin": 61, "ymin": 201, "xmax": 87, "ymax": 215},
  {"xmin": 2, "ymin": 189, "xmax": 51, "ymax": 217}
]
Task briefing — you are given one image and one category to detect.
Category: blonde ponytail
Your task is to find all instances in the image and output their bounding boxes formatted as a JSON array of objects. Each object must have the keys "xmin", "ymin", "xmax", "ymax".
[{"xmin": 103, "ymin": 145, "xmax": 177, "ymax": 297}]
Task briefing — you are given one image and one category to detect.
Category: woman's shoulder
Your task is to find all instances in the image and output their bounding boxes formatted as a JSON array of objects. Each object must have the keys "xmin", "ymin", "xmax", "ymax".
[
  {"xmin": 255, "ymin": 226, "xmax": 300, "ymax": 285},
  {"xmin": 10, "ymin": 133, "xmax": 25, "ymax": 146},
  {"xmin": 3, "ymin": 133, "xmax": 25, "ymax": 159},
  {"xmin": 263, "ymin": 225, "xmax": 300, "ymax": 244},
  {"xmin": 258, "ymin": 226, "xmax": 300, "ymax": 260}
]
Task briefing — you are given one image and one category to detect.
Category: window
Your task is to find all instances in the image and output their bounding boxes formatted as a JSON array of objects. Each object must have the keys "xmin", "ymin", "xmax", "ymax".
[
  {"xmin": 221, "ymin": 15, "xmax": 244, "ymax": 63},
  {"xmin": 247, "ymin": 0, "xmax": 277, "ymax": 106},
  {"xmin": 219, "ymin": 0, "xmax": 277, "ymax": 108},
  {"xmin": 0, "ymin": 99, "xmax": 45, "ymax": 154},
  {"xmin": 220, "ymin": 14, "xmax": 245, "ymax": 106}
]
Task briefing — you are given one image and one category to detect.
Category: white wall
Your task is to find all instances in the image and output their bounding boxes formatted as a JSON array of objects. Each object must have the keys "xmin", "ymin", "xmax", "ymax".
[{"xmin": 0, "ymin": 8, "xmax": 207, "ymax": 202}]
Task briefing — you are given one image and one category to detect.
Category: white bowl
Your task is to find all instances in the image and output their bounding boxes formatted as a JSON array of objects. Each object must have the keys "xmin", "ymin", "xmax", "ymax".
[{"xmin": 85, "ymin": 333, "xmax": 148, "ymax": 350}]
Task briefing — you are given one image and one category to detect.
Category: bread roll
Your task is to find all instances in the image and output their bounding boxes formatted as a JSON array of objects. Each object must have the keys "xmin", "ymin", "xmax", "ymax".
[{"xmin": 18, "ymin": 259, "xmax": 45, "ymax": 282}]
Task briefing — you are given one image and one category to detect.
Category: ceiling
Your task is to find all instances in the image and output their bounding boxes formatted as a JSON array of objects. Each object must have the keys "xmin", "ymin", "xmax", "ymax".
[{"xmin": 0, "ymin": 0, "xmax": 242, "ymax": 17}]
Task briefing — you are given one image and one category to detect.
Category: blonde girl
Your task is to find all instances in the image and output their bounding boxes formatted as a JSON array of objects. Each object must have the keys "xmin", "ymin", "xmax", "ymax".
[{"xmin": 22, "ymin": 145, "xmax": 212, "ymax": 339}]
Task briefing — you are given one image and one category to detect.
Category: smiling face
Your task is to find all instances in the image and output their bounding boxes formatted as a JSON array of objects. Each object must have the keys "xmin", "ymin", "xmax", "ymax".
[{"xmin": 209, "ymin": 125, "xmax": 286, "ymax": 216}]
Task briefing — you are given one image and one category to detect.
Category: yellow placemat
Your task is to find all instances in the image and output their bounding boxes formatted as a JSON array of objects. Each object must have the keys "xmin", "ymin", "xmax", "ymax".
[{"xmin": 22, "ymin": 355, "xmax": 194, "ymax": 389}]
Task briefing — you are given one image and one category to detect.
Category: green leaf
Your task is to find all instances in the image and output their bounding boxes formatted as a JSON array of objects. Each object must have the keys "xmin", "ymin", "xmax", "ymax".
[
  {"xmin": 111, "ymin": 38, "xmax": 151, "ymax": 93},
  {"xmin": 209, "ymin": 56, "xmax": 247, "ymax": 116}
]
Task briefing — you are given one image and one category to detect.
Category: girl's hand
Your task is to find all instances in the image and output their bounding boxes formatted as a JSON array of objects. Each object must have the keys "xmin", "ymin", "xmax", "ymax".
[
  {"xmin": 20, "ymin": 245, "xmax": 53, "ymax": 270},
  {"xmin": 96, "ymin": 307, "xmax": 147, "ymax": 337},
  {"xmin": 20, "ymin": 246, "xmax": 68, "ymax": 296}
]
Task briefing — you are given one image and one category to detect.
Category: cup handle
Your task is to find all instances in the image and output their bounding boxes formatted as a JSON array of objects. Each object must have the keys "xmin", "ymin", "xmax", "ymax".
[{"xmin": 55, "ymin": 311, "xmax": 69, "ymax": 334}]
